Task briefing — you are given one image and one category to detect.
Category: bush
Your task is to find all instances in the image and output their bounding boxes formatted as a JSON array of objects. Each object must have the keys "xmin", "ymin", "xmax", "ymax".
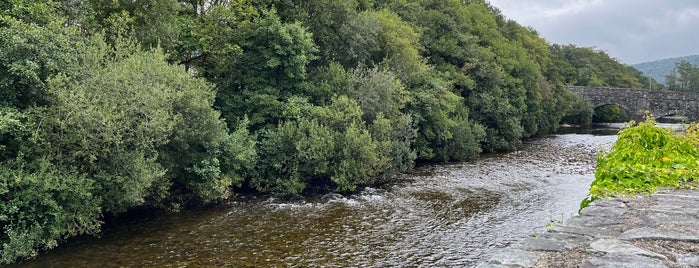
[
  {"xmin": 410, "ymin": 83, "xmax": 485, "ymax": 161},
  {"xmin": 254, "ymin": 96, "xmax": 390, "ymax": 194},
  {"xmin": 0, "ymin": 167, "xmax": 101, "ymax": 264},
  {"xmin": 582, "ymin": 116, "xmax": 699, "ymax": 209},
  {"xmin": 0, "ymin": 45, "xmax": 256, "ymax": 263},
  {"xmin": 370, "ymin": 113, "xmax": 417, "ymax": 181}
]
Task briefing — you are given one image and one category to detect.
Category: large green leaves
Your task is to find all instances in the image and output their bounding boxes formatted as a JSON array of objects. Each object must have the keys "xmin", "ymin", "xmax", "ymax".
[{"xmin": 584, "ymin": 117, "xmax": 699, "ymax": 209}]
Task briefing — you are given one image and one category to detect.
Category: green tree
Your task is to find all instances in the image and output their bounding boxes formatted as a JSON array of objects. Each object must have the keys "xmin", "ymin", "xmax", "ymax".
[
  {"xmin": 390, "ymin": 0, "xmax": 548, "ymax": 151},
  {"xmin": 548, "ymin": 44, "xmax": 643, "ymax": 88},
  {"xmin": 0, "ymin": 167, "xmax": 101, "ymax": 264},
  {"xmin": 308, "ymin": 63, "xmax": 417, "ymax": 175},
  {"xmin": 2, "ymin": 43, "xmax": 256, "ymax": 263},
  {"xmin": 345, "ymin": 65, "xmax": 409, "ymax": 123},
  {"xmin": 409, "ymin": 79, "xmax": 485, "ymax": 161},
  {"xmin": 592, "ymin": 105, "xmax": 630, "ymax": 123},
  {"xmin": 337, "ymin": 9, "xmax": 426, "ymax": 85},
  {"xmin": 254, "ymin": 96, "xmax": 384, "ymax": 194},
  {"xmin": 266, "ymin": 0, "xmax": 363, "ymax": 66},
  {"xmin": 192, "ymin": 6, "xmax": 318, "ymax": 129},
  {"xmin": 666, "ymin": 60, "xmax": 699, "ymax": 92},
  {"xmin": 42, "ymin": 47, "xmax": 253, "ymax": 211},
  {"xmin": 0, "ymin": 0, "xmax": 83, "ymax": 109}
]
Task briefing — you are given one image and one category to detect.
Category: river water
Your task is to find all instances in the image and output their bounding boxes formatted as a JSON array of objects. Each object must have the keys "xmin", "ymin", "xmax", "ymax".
[{"xmin": 14, "ymin": 130, "xmax": 619, "ymax": 267}]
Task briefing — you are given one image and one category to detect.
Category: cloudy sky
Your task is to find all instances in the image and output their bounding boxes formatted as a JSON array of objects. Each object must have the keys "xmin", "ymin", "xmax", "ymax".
[{"xmin": 488, "ymin": 0, "xmax": 699, "ymax": 64}]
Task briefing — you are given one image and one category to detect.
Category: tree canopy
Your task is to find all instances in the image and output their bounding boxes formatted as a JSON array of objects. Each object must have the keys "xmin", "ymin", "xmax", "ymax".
[{"xmin": 546, "ymin": 44, "xmax": 653, "ymax": 88}]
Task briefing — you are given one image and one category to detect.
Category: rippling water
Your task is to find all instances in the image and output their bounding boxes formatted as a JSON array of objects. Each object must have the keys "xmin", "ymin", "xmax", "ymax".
[{"xmin": 13, "ymin": 133, "xmax": 618, "ymax": 267}]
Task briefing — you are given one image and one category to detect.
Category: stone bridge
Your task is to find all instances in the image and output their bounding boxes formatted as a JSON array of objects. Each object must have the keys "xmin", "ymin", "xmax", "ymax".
[{"xmin": 565, "ymin": 86, "xmax": 699, "ymax": 121}]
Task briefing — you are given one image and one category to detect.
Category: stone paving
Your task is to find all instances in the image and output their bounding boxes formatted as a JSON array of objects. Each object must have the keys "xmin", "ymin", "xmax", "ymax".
[{"xmin": 478, "ymin": 189, "xmax": 699, "ymax": 267}]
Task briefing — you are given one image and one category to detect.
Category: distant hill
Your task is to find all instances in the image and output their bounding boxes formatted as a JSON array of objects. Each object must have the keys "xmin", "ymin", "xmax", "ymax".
[{"xmin": 633, "ymin": 55, "xmax": 699, "ymax": 85}]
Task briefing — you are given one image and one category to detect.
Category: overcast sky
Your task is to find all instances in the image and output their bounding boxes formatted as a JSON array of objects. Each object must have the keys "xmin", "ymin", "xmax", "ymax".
[{"xmin": 488, "ymin": 0, "xmax": 699, "ymax": 64}]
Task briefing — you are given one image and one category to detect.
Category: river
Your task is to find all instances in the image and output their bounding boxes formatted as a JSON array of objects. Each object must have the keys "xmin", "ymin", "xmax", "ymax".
[{"xmin": 13, "ymin": 128, "xmax": 620, "ymax": 267}]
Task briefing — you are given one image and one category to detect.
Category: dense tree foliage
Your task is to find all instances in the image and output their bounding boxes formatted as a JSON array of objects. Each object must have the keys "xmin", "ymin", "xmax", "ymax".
[
  {"xmin": 0, "ymin": 1, "xmax": 82, "ymax": 109},
  {"xmin": 0, "ymin": 0, "xmax": 655, "ymax": 263},
  {"xmin": 547, "ymin": 44, "xmax": 655, "ymax": 89},
  {"xmin": 592, "ymin": 105, "xmax": 631, "ymax": 123}
]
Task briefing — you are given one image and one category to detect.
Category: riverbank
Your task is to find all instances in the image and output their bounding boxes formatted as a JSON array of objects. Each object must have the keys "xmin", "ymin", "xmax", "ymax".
[{"xmin": 479, "ymin": 188, "xmax": 699, "ymax": 267}]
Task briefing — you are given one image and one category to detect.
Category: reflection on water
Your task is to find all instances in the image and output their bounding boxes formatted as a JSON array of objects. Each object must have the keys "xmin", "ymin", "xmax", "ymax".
[{"xmin": 13, "ymin": 133, "xmax": 618, "ymax": 268}]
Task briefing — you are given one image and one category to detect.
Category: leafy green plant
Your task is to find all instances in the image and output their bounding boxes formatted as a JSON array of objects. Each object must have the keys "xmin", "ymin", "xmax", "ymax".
[
  {"xmin": 0, "ymin": 166, "xmax": 102, "ymax": 264},
  {"xmin": 254, "ymin": 96, "xmax": 386, "ymax": 194},
  {"xmin": 582, "ymin": 115, "xmax": 699, "ymax": 209},
  {"xmin": 1, "ymin": 42, "xmax": 255, "ymax": 264}
]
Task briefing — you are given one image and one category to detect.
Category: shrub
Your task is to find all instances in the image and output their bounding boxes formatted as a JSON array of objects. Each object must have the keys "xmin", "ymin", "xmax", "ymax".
[
  {"xmin": 0, "ymin": 45, "xmax": 256, "ymax": 263},
  {"xmin": 254, "ymin": 96, "xmax": 389, "ymax": 194},
  {"xmin": 0, "ymin": 167, "xmax": 101, "ymax": 264},
  {"xmin": 582, "ymin": 116, "xmax": 699, "ymax": 209}
]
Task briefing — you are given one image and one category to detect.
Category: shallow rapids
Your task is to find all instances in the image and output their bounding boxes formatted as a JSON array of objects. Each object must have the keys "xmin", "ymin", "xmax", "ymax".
[{"xmin": 14, "ymin": 133, "xmax": 617, "ymax": 267}]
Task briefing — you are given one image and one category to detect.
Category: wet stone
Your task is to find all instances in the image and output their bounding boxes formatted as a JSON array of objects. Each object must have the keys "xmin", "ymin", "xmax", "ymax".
[
  {"xmin": 589, "ymin": 198, "xmax": 628, "ymax": 208},
  {"xmin": 519, "ymin": 237, "xmax": 569, "ymax": 252},
  {"xmin": 648, "ymin": 206, "xmax": 699, "ymax": 216},
  {"xmin": 483, "ymin": 248, "xmax": 540, "ymax": 267},
  {"xmin": 580, "ymin": 254, "xmax": 667, "ymax": 268},
  {"xmin": 639, "ymin": 210, "xmax": 699, "ymax": 227},
  {"xmin": 548, "ymin": 224, "xmax": 622, "ymax": 239},
  {"xmin": 620, "ymin": 227, "xmax": 699, "ymax": 242},
  {"xmin": 676, "ymin": 254, "xmax": 699, "ymax": 267},
  {"xmin": 579, "ymin": 204, "xmax": 627, "ymax": 217},
  {"xmin": 521, "ymin": 232, "xmax": 593, "ymax": 252},
  {"xmin": 480, "ymin": 189, "xmax": 699, "ymax": 267},
  {"xmin": 654, "ymin": 190, "xmax": 699, "ymax": 199},
  {"xmin": 564, "ymin": 215, "xmax": 623, "ymax": 228},
  {"xmin": 588, "ymin": 239, "xmax": 668, "ymax": 261},
  {"xmin": 650, "ymin": 198, "xmax": 697, "ymax": 209}
]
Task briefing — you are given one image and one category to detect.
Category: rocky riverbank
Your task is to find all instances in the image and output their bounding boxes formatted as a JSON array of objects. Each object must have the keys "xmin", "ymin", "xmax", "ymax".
[{"xmin": 479, "ymin": 189, "xmax": 699, "ymax": 267}]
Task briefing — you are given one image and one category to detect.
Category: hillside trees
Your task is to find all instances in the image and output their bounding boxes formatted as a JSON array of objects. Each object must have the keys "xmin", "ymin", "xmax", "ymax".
[
  {"xmin": 547, "ymin": 44, "xmax": 644, "ymax": 88},
  {"xmin": 666, "ymin": 60, "xmax": 699, "ymax": 92}
]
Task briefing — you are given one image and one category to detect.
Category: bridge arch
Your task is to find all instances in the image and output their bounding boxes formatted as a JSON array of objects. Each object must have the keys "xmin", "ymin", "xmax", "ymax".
[{"xmin": 565, "ymin": 86, "xmax": 699, "ymax": 122}]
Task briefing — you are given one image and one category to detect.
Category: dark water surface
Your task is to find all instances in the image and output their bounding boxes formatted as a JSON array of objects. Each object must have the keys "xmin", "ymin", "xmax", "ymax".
[{"xmin": 13, "ymin": 133, "xmax": 618, "ymax": 267}]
